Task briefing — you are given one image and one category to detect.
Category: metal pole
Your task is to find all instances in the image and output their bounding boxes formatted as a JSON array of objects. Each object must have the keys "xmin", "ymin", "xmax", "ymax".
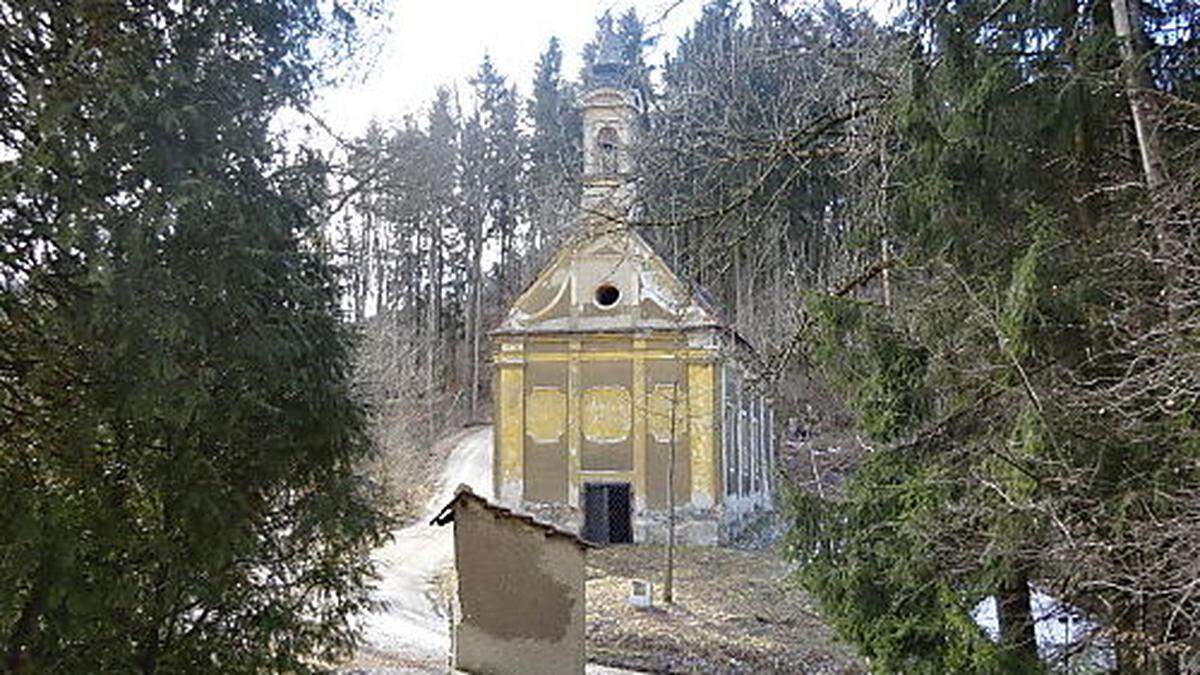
[{"xmin": 1057, "ymin": 613, "xmax": 1070, "ymax": 674}]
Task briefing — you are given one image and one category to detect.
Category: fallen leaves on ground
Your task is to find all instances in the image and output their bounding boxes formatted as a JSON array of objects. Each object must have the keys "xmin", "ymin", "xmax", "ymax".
[{"xmin": 586, "ymin": 544, "xmax": 864, "ymax": 674}]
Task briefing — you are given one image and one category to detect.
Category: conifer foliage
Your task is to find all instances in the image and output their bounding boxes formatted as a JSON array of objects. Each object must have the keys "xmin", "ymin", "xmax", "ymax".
[
  {"xmin": 780, "ymin": 0, "xmax": 1200, "ymax": 670},
  {"xmin": 0, "ymin": 2, "xmax": 390, "ymax": 672}
]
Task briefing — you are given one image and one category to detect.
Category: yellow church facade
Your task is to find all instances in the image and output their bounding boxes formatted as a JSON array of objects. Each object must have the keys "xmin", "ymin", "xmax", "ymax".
[
  {"xmin": 490, "ymin": 31, "xmax": 775, "ymax": 545},
  {"xmin": 491, "ymin": 224, "xmax": 776, "ymax": 545}
]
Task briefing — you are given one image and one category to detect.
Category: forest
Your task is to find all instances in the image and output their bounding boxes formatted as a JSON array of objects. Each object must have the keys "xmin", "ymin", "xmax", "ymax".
[
  {"xmin": 1, "ymin": 0, "xmax": 1198, "ymax": 672},
  {"xmin": 340, "ymin": 1, "xmax": 1198, "ymax": 666}
]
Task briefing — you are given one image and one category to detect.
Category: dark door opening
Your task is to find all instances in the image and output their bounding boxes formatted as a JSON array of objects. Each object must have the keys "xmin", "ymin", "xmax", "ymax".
[{"xmin": 582, "ymin": 482, "xmax": 632, "ymax": 545}]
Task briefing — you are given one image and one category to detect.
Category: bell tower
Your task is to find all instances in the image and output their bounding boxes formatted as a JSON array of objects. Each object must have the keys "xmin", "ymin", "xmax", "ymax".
[{"xmin": 580, "ymin": 20, "xmax": 641, "ymax": 227}]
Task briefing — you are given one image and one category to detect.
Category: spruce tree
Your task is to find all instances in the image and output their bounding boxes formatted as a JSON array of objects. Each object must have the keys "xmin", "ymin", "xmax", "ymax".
[
  {"xmin": 0, "ymin": 3, "xmax": 390, "ymax": 672},
  {"xmin": 527, "ymin": 37, "xmax": 581, "ymax": 255},
  {"xmin": 786, "ymin": 0, "xmax": 1200, "ymax": 670}
]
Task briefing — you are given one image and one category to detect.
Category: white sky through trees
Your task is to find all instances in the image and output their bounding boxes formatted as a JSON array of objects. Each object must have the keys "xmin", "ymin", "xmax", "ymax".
[
  {"xmin": 288, "ymin": 0, "xmax": 897, "ymax": 142},
  {"xmin": 310, "ymin": 0, "xmax": 706, "ymax": 137}
]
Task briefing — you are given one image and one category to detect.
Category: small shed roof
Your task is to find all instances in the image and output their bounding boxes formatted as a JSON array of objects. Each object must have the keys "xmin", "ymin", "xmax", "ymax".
[{"xmin": 431, "ymin": 485, "xmax": 593, "ymax": 550}]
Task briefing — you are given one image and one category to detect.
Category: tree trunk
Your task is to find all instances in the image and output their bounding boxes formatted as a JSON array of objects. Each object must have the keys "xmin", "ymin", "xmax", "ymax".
[
  {"xmin": 733, "ymin": 242, "xmax": 743, "ymax": 327},
  {"xmin": 470, "ymin": 216, "xmax": 483, "ymax": 420},
  {"xmin": 1109, "ymin": 0, "xmax": 1167, "ymax": 190},
  {"xmin": 996, "ymin": 567, "xmax": 1039, "ymax": 666},
  {"xmin": 881, "ymin": 237, "xmax": 892, "ymax": 310},
  {"xmin": 373, "ymin": 225, "xmax": 384, "ymax": 315},
  {"xmin": 664, "ymin": 383, "xmax": 678, "ymax": 604},
  {"xmin": 1109, "ymin": 0, "xmax": 1183, "ymax": 325},
  {"xmin": 5, "ymin": 559, "xmax": 49, "ymax": 673},
  {"xmin": 426, "ymin": 220, "xmax": 440, "ymax": 440}
]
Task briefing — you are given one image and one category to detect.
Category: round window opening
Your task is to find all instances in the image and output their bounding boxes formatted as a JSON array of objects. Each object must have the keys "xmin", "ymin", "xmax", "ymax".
[{"xmin": 595, "ymin": 284, "xmax": 620, "ymax": 308}]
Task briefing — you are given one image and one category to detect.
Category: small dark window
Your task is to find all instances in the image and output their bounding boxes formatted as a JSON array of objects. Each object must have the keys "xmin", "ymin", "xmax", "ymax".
[
  {"xmin": 595, "ymin": 284, "xmax": 620, "ymax": 307},
  {"xmin": 597, "ymin": 126, "xmax": 619, "ymax": 174},
  {"xmin": 583, "ymin": 482, "xmax": 632, "ymax": 545}
]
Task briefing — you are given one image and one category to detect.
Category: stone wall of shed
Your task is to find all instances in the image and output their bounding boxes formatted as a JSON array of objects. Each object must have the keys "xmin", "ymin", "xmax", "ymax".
[{"xmin": 451, "ymin": 499, "xmax": 586, "ymax": 675}]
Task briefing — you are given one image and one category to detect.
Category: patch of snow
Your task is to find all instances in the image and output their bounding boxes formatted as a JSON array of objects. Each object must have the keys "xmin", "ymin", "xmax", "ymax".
[
  {"xmin": 354, "ymin": 428, "xmax": 494, "ymax": 667},
  {"xmin": 972, "ymin": 589, "xmax": 1115, "ymax": 671}
]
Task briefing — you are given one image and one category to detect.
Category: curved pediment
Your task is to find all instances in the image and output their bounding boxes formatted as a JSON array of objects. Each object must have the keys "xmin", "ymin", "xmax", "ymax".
[{"xmin": 495, "ymin": 228, "xmax": 720, "ymax": 335}]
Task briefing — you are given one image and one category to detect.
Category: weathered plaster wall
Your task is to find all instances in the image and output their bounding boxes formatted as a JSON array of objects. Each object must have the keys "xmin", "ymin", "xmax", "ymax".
[
  {"xmin": 496, "ymin": 334, "xmax": 730, "ymax": 544},
  {"xmin": 494, "ymin": 342, "xmax": 525, "ymax": 507},
  {"xmin": 491, "ymin": 68, "xmax": 779, "ymax": 548},
  {"xmin": 581, "ymin": 88, "xmax": 637, "ymax": 175},
  {"xmin": 494, "ymin": 332, "xmax": 777, "ymax": 546},
  {"xmin": 644, "ymin": 359, "xmax": 689, "ymax": 510},
  {"xmin": 452, "ymin": 499, "xmax": 586, "ymax": 675},
  {"xmin": 580, "ymin": 86, "xmax": 639, "ymax": 222},
  {"xmin": 494, "ymin": 228, "xmax": 719, "ymax": 336},
  {"xmin": 524, "ymin": 361, "xmax": 569, "ymax": 503},
  {"xmin": 580, "ymin": 360, "xmax": 634, "ymax": 472},
  {"xmin": 687, "ymin": 359, "xmax": 719, "ymax": 510}
]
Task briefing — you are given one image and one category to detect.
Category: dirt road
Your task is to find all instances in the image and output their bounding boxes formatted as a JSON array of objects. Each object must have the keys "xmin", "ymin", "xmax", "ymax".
[{"xmin": 353, "ymin": 426, "xmax": 493, "ymax": 672}]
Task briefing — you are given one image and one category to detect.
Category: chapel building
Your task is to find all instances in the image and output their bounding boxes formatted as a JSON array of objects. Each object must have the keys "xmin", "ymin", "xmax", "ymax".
[{"xmin": 490, "ymin": 31, "xmax": 775, "ymax": 546}]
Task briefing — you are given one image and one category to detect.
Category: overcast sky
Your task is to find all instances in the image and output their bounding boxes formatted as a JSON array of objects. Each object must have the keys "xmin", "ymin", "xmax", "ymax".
[
  {"xmin": 291, "ymin": 0, "xmax": 896, "ymax": 145},
  {"xmin": 306, "ymin": 0, "xmax": 709, "ymax": 138}
]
